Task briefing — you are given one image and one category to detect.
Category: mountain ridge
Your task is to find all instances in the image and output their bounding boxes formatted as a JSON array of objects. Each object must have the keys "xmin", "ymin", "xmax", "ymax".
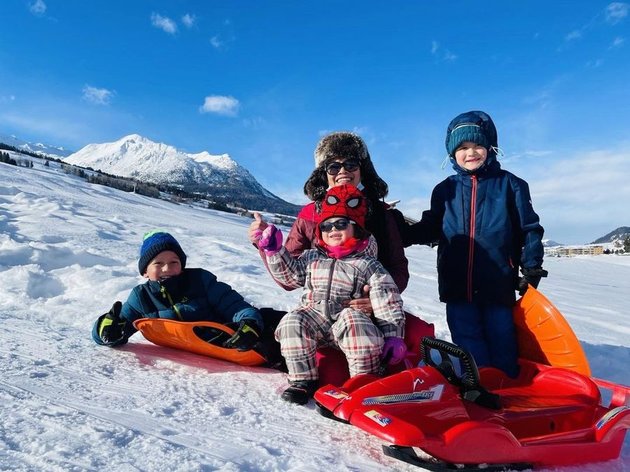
[{"xmin": 62, "ymin": 134, "xmax": 300, "ymax": 215}]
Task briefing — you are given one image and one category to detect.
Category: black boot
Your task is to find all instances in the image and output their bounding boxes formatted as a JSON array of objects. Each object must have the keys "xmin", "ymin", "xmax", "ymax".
[{"xmin": 281, "ymin": 380, "xmax": 319, "ymax": 405}]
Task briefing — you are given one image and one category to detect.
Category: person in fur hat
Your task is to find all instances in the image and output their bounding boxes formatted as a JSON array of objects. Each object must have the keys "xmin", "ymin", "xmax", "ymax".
[
  {"xmin": 249, "ymin": 131, "xmax": 409, "ymax": 311},
  {"xmin": 402, "ymin": 110, "xmax": 547, "ymax": 378},
  {"xmin": 257, "ymin": 184, "xmax": 406, "ymax": 405},
  {"xmin": 91, "ymin": 231, "xmax": 265, "ymax": 353}
]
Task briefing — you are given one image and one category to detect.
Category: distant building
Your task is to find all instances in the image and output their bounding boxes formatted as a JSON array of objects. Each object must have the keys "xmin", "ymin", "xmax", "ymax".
[{"xmin": 545, "ymin": 244, "xmax": 606, "ymax": 257}]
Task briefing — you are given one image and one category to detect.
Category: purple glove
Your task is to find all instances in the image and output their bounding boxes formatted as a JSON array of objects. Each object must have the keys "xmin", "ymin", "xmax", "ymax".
[
  {"xmin": 258, "ymin": 225, "xmax": 283, "ymax": 256},
  {"xmin": 382, "ymin": 337, "xmax": 407, "ymax": 366}
]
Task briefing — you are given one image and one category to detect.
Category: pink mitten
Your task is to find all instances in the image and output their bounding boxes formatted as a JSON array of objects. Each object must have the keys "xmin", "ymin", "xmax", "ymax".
[
  {"xmin": 258, "ymin": 225, "xmax": 283, "ymax": 256},
  {"xmin": 382, "ymin": 337, "xmax": 407, "ymax": 365}
]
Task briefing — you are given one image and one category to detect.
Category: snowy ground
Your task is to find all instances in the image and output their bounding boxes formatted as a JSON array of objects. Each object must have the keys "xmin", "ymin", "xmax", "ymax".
[{"xmin": 1, "ymin": 159, "xmax": 628, "ymax": 472}]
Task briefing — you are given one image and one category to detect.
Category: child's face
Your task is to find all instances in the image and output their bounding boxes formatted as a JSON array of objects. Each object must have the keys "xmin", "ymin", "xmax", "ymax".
[
  {"xmin": 454, "ymin": 141, "xmax": 488, "ymax": 172},
  {"xmin": 325, "ymin": 158, "xmax": 362, "ymax": 188},
  {"xmin": 143, "ymin": 250, "xmax": 183, "ymax": 281},
  {"xmin": 320, "ymin": 217, "xmax": 355, "ymax": 247}
]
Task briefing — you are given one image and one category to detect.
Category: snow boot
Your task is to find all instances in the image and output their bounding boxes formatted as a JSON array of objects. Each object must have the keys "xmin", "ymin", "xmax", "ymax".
[{"xmin": 281, "ymin": 380, "xmax": 319, "ymax": 405}]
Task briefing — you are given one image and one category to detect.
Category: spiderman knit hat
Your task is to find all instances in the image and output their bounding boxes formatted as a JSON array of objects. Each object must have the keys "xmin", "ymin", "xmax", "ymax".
[
  {"xmin": 445, "ymin": 110, "xmax": 498, "ymax": 157},
  {"xmin": 319, "ymin": 184, "xmax": 367, "ymax": 229},
  {"xmin": 138, "ymin": 231, "xmax": 187, "ymax": 274},
  {"xmin": 314, "ymin": 132, "xmax": 370, "ymax": 168}
]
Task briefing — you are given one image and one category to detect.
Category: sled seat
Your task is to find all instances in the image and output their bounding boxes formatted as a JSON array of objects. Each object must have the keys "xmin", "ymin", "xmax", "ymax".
[{"xmin": 490, "ymin": 366, "xmax": 602, "ymax": 440}]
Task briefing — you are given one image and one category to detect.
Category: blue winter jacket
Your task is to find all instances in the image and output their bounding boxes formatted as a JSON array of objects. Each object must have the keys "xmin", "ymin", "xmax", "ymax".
[
  {"xmin": 403, "ymin": 158, "xmax": 544, "ymax": 307},
  {"xmin": 92, "ymin": 268, "xmax": 263, "ymax": 346}
]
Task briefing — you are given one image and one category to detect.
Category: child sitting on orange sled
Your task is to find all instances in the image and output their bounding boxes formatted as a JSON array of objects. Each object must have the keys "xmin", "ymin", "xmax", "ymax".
[{"xmin": 92, "ymin": 231, "xmax": 264, "ymax": 353}]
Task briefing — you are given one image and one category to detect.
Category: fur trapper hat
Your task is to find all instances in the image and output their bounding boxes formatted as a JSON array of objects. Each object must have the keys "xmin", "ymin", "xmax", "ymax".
[
  {"xmin": 138, "ymin": 231, "xmax": 187, "ymax": 274},
  {"xmin": 314, "ymin": 132, "xmax": 370, "ymax": 168},
  {"xmin": 445, "ymin": 110, "xmax": 498, "ymax": 157}
]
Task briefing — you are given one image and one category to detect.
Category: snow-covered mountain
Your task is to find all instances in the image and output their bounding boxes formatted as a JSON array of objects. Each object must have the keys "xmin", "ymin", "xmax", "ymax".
[
  {"xmin": 0, "ymin": 133, "xmax": 73, "ymax": 158},
  {"xmin": 591, "ymin": 226, "xmax": 630, "ymax": 245},
  {"xmin": 542, "ymin": 239, "xmax": 563, "ymax": 247},
  {"xmin": 63, "ymin": 134, "xmax": 301, "ymax": 215}
]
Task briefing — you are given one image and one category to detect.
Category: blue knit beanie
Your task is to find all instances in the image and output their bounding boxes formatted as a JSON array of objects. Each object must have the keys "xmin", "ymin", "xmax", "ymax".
[
  {"xmin": 138, "ymin": 231, "xmax": 187, "ymax": 274},
  {"xmin": 445, "ymin": 110, "xmax": 498, "ymax": 157}
]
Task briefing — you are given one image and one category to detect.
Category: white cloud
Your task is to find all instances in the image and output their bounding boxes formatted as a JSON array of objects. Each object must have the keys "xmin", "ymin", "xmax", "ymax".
[
  {"xmin": 610, "ymin": 36, "xmax": 625, "ymax": 48},
  {"xmin": 199, "ymin": 95, "xmax": 239, "ymax": 116},
  {"xmin": 82, "ymin": 85, "xmax": 114, "ymax": 105},
  {"xmin": 151, "ymin": 13, "xmax": 177, "ymax": 35},
  {"xmin": 430, "ymin": 40, "xmax": 457, "ymax": 62},
  {"xmin": 210, "ymin": 35, "xmax": 224, "ymax": 49},
  {"xmin": 182, "ymin": 13, "xmax": 196, "ymax": 28},
  {"xmin": 565, "ymin": 30, "xmax": 582, "ymax": 41},
  {"xmin": 606, "ymin": 2, "xmax": 629, "ymax": 23},
  {"xmin": 29, "ymin": 0, "xmax": 46, "ymax": 16}
]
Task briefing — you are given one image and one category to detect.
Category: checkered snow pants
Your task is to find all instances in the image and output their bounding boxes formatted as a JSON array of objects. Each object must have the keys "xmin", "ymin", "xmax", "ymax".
[{"xmin": 275, "ymin": 305, "xmax": 385, "ymax": 382}]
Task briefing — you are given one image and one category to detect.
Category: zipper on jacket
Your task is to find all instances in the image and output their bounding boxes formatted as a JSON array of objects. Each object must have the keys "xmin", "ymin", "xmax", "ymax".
[
  {"xmin": 467, "ymin": 175, "xmax": 478, "ymax": 302},
  {"xmin": 160, "ymin": 285, "xmax": 183, "ymax": 320},
  {"xmin": 324, "ymin": 259, "xmax": 336, "ymax": 319}
]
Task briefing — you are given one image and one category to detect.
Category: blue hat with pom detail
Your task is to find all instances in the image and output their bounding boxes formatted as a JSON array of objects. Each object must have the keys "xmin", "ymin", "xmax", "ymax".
[
  {"xmin": 138, "ymin": 231, "xmax": 187, "ymax": 274},
  {"xmin": 445, "ymin": 110, "xmax": 498, "ymax": 157}
]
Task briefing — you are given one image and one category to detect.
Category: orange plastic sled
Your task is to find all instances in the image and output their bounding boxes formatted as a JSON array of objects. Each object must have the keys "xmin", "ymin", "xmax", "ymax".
[
  {"xmin": 513, "ymin": 286, "xmax": 591, "ymax": 376},
  {"xmin": 133, "ymin": 318, "xmax": 267, "ymax": 366}
]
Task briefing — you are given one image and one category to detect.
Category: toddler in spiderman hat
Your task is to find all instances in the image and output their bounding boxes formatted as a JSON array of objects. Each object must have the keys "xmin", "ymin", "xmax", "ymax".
[{"xmin": 257, "ymin": 184, "xmax": 406, "ymax": 404}]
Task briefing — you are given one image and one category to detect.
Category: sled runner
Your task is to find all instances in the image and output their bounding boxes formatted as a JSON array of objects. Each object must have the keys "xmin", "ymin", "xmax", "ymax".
[
  {"xmin": 133, "ymin": 318, "xmax": 267, "ymax": 366},
  {"xmin": 314, "ymin": 288, "xmax": 630, "ymax": 469}
]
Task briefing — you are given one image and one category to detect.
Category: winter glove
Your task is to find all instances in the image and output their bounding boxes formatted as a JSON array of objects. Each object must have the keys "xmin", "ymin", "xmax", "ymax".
[
  {"xmin": 517, "ymin": 267, "xmax": 549, "ymax": 296},
  {"xmin": 382, "ymin": 337, "xmax": 407, "ymax": 366},
  {"xmin": 258, "ymin": 225, "xmax": 283, "ymax": 256},
  {"xmin": 98, "ymin": 301, "xmax": 125, "ymax": 344},
  {"xmin": 222, "ymin": 320, "xmax": 261, "ymax": 351}
]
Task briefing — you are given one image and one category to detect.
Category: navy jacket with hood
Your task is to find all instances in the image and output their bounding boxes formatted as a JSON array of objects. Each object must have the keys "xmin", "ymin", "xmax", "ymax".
[{"xmin": 403, "ymin": 111, "xmax": 544, "ymax": 306}]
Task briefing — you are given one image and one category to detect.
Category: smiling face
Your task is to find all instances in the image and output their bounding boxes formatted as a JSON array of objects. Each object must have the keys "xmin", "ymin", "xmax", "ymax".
[
  {"xmin": 143, "ymin": 250, "xmax": 183, "ymax": 281},
  {"xmin": 454, "ymin": 141, "xmax": 488, "ymax": 172},
  {"xmin": 320, "ymin": 217, "xmax": 355, "ymax": 247},
  {"xmin": 325, "ymin": 158, "xmax": 362, "ymax": 188}
]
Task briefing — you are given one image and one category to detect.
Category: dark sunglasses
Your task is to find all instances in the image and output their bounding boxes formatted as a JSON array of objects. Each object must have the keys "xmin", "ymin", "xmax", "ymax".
[
  {"xmin": 325, "ymin": 159, "xmax": 360, "ymax": 175},
  {"xmin": 319, "ymin": 218, "xmax": 354, "ymax": 233}
]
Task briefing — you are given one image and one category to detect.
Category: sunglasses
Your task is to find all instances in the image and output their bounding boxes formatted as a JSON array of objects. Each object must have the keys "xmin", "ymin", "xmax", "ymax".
[
  {"xmin": 325, "ymin": 159, "xmax": 360, "ymax": 175},
  {"xmin": 319, "ymin": 218, "xmax": 354, "ymax": 233}
]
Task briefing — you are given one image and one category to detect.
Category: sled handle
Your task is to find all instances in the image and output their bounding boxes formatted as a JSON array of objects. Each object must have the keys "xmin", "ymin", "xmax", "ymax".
[{"xmin": 421, "ymin": 337, "xmax": 481, "ymax": 389}]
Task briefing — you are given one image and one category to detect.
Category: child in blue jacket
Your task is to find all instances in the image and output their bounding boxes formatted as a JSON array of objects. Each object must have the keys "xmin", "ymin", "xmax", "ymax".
[
  {"xmin": 403, "ymin": 110, "xmax": 547, "ymax": 377},
  {"xmin": 92, "ymin": 231, "xmax": 264, "ymax": 351}
]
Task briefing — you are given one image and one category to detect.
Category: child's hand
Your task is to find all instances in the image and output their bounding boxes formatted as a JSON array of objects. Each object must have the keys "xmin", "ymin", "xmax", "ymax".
[
  {"xmin": 347, "ymin": 285, "xmax": 373, "ymax": 314},
  {"xmin": 382, "ymin": 337, "xmax": 407, "ymax": 365},
  {"xmin": 517, "ymin": 267, "xmax": 548, "ymax": 295},
  {"xmin": 223, "ymin": 320, "xmax": 260, "ymax": 351},
  {"xmin": 99, "ymin": 301, "xmax": 125, "ymax": 344},
  {"xmin": 258, "ymin": 225, "xmax": 283, "ymax": 256},
  {"xmin": 249, "ymin": 212, "xmax": 268, "ymax": 244}
]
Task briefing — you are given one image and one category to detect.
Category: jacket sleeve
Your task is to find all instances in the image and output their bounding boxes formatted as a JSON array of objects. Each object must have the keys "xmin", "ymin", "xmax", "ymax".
[
  {"xmin": 381, "ymin": 209, "xmax": 410, "ymax": 293},
  {"xmin": 265, "ymin": 247, "xmax": 310, "ymax": 290},
  {"xmin": 366, "ymin": 262, "xmax": 406, "ymax": 339},
  {"xmin": 202, "ymin": 271, "xmax": 264, "ymax": 330},
  {"xmin": 401, "ymin": 184, "xmax": 444, "ymax": 248},
  {"xmin": 255, "ymin": 213, "xmax": 316, "ymax": 292},
  {"xmin": 511, "ymin": 177, "xmax": 545, "ymax": 270}
]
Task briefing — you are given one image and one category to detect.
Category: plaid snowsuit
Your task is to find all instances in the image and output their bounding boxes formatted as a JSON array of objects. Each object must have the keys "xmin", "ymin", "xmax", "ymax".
[{"xmin": 267, "ymin": 236, "xmax": 405, "ymax": 381}]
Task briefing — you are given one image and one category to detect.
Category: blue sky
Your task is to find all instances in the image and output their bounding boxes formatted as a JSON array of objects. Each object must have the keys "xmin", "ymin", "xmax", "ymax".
[{"xmin": 1, "ymin": 1, "xmax": 629, "ymax": 244}]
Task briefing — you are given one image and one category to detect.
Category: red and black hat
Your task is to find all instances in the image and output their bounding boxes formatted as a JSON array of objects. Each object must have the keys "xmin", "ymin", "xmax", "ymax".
[{"xmin": 319, "ymin": 184, "xmax": 367, "ymax": 229}]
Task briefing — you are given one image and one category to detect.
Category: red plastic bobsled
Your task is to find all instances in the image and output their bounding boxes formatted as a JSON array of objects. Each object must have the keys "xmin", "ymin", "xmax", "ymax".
[
  {"xmin": 314, "ymin": 288, "xmax": 630, "ymax": 469},
  {"xmin": 314, "ymin": 337, "xmax": 630, "ymax": 469}
]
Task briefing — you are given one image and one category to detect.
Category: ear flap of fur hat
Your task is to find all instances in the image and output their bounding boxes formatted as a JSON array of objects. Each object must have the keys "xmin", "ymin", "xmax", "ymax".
[
  {"xmin": 445, "ymin": 110, "xmax": 498, "ymax": 157},
  {"xmin": 138, "ymin": 231, "xmax": 187, "ymax": 274},
  {"xmin": 314, "ymin": 132, "xmax": 370, "ymax": 168},
  {"xmin": 319, "ymin": 184, "xmax": 367, "ymax": 229}
]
